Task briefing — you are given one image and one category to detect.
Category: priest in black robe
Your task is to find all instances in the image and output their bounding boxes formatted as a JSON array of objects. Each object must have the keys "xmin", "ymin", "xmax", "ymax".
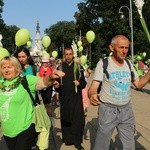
[{"xmin": 57, "ymin": 48, "xmax": 86, "ymax": 150}]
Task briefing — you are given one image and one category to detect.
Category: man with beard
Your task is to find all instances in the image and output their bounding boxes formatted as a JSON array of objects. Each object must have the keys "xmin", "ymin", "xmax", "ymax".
[{"xmin": 56, "ymin": 48, "xmax": 86, "ymax": 150}]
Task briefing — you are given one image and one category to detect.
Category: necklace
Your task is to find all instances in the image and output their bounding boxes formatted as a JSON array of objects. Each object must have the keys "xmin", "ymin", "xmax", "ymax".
[{"xmin": 0, "ymin": 77, "xmax": 22, "ymax": 92}]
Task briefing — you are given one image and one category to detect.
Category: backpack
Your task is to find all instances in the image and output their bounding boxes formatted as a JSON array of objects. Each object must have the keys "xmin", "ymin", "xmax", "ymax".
[{"xmin": 97, "ymin": 58, "xmax": 135, "ymax": 93}]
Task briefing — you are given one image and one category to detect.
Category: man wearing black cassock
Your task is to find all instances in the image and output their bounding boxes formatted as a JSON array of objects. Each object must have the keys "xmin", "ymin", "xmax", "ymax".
[{"xmin": 57, "ymin": 48, "xmax": 86, "ymax": 150}]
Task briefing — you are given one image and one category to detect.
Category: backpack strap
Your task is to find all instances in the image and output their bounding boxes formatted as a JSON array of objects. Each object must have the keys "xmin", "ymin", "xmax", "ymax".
[
  {"xmin": 102, "ymin": 58, "xmax": 109, "ymax": 79},
  {"xmin": 97, "ymin": 58, "xmax": 108, "ymax": 93},
  {"xmin": 125, "ymin": 59, "xmax": 135, "ymax": 82},
  {"xmin": 21, "ymin": 76, "xmax": 37, "ymax": 106}
]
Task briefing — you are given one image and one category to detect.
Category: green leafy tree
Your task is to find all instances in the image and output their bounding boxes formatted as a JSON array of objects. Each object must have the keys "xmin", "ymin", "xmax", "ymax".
[
  {"xmin": 0, "ymin": 0, "xmax": 6, "ymax": 43},
  {"xmin": 0, "ymin": 0, "xmax": 4, "ymax": 26},
  {"xmin": 74, "ymin": 0, "xmax": 150, "ymax": 68},
  {"xmin": 45, "ymin": 21, "xmax": 77, "ymax": 58},
  {"xmin": 2, "ymin": 25, "xmax": 19, "ymax": 54},
  {"xmin": 0, "ymin": 1, "xmax": 19, "ymax": 54}
]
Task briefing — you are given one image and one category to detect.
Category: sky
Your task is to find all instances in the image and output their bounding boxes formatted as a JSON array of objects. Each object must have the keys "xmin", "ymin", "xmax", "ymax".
[{"xmin": 2, "ymin": 0, "xmax": 82, "ymax": 40}]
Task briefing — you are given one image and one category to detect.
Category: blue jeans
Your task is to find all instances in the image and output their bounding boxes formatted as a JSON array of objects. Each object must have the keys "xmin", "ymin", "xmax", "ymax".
[{"xmin": 93, "ymin": 102, "xmax": 135, "ymax": 150}]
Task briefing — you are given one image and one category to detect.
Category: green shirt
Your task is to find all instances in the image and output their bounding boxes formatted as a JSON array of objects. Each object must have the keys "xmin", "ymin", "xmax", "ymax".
[{"xmin": 0, "ymin": 75, "xmax": 39, "ymax": 137}]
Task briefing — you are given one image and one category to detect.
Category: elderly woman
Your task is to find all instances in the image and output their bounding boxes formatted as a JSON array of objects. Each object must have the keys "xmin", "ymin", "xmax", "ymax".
[{"xmin": 0, "ymin": 56, "xmax": 65, "ymax": 150}]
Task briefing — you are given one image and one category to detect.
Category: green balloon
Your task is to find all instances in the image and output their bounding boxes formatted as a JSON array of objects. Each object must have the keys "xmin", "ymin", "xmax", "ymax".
[
  {"xmin": 43, "ymin": 52, "xmax": 50, "ymax": 58},
  {"xmin": 77, "ymin": 41, "xmax": 82, "ymax": 47},
  {"xmin": 52, "ymin": 51, "xmax": 58, "ymax": 58},
  {"xmin": 0, "ymin": 47, "xmax": 10, "ymax": 60},
  {"xmin": 78, "ymin": 46, "xmax": 83, "ymax": 52},
  {"xmin": 15, "ymin": 28, "xmax": 30, "ymax": 47},
  {"xmin": 136, "ymin": 55, "xmax": 142, "ymax": 60},
  {"xmin": 27, "ymin": 41, "xmax": 32, "ymax": 47},
  {"xmin": 86, "ymin": 30, "xmax": 95, "ymax": 43},
  {"xmin": 42, "ymin": 36, "xmax": 51, "ymax": 48},
  {"xmin": 143, "ymin": 52, "xmax": 146, "ymax": 57},
  {"xmin": 80, "ymin": 55, "xmax": 87, "ymax": 65},
  {"xmin": 42, "ymin": 50, "xmax": 47, "ymax": 55}
]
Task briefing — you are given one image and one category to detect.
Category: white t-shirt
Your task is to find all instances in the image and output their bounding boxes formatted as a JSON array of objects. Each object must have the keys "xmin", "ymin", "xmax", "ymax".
[{"xmin": 93, "ymin": 57, "xmax": 138, "ymax": 106}]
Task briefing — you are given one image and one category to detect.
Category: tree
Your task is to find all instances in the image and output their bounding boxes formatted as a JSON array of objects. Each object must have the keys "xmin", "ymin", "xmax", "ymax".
[
  {"xmin": 0, "ymin": 1, "xmax": 20, "ymax": 54},
  {"xmin": 0, "ymin": 0, "xmax": 6, "ymax": 45},
  {"xmin": 74, "ymin": 0, "xmax": 150, "ymax": 68},
  {"xmin": 45, "ymin": 21, "xmax": 77, "ymax": 58},
  {"xmin": 0, "ymin": 0, "xmax": 4, "ymax": 26},
  {"xmin": 2, "ymin": 25, "xmax": 19, "ymax": 54}
]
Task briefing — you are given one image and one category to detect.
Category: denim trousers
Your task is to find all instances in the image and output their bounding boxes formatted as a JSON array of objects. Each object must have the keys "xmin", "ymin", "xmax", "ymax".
[{"xmin": 93, "ymin": 102, "xmax": 135, "ymax": 150}]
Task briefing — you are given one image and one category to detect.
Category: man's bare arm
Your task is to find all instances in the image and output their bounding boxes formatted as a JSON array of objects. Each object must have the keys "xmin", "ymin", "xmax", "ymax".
[{"xmin": 88, "ymin": 80, "xmax": 101, "ymax": 106}]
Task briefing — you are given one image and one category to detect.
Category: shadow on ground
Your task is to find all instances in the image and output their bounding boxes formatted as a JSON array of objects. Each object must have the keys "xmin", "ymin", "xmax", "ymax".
[
  {"xmin": 84, "ymin": 118, "xmax": 97, "ymax": 150},
  {"xmin": 83, "ymin": 117, "xmax": 146, "ymax": 150},
  {"xmin": 110, "ymin": 129, "xmax": 146, "ymax": 150}
]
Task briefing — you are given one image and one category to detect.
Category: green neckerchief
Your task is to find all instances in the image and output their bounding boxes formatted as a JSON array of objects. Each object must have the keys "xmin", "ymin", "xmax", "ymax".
[{"xmin": 0, "ymin": 76, "xmax": 22, "ymax": 92}]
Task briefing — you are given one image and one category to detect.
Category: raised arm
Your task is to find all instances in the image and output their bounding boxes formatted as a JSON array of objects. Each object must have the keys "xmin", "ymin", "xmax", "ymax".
[{"xmin": 36, "ymin": 70, "xmax": 65, "ymax": 90}]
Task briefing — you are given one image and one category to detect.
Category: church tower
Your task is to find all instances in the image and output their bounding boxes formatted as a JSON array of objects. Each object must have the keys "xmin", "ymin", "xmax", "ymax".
[
  {"xmin": 32, "ymin": 20, "xmax": 43, "ymax": 56},
  {"xmin": 32, "ymin": 21, "xmax": 43, "ymax": 65}
]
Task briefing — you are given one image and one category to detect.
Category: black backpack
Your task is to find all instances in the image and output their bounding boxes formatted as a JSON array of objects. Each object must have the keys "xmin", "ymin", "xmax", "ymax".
[{"xmin": 97, "ymin": 58, "xmax": 135, "ymax": 93}]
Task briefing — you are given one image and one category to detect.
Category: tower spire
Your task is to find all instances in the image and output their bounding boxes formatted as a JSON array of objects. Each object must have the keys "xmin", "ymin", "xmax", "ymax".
[
  {"xmin": 32, "ymin": 20, "xmax": 43, "ymax": 65},
  {"xmin": 36, "ymin": 20, "xmax": 40, "ymax": 34}
]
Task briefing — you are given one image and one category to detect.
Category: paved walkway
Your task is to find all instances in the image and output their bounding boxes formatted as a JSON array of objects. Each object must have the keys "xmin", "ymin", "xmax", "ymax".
[
  {"xmin": 51, "ymin": 75, "xmax": 150, "ymax": 150},
  {"xmin": 1, "ymin": 76, "xmax": 150, "ymax": 150}
]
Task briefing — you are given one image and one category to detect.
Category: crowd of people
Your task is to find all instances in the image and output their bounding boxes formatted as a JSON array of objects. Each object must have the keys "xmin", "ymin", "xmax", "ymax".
[
  {"xmin": 1, "ymin": 34, "xmax": 150, "ymax": 150},
  {"xmin": 0, "ymin": 45, "xmax": 90, "ymax": 150}
]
